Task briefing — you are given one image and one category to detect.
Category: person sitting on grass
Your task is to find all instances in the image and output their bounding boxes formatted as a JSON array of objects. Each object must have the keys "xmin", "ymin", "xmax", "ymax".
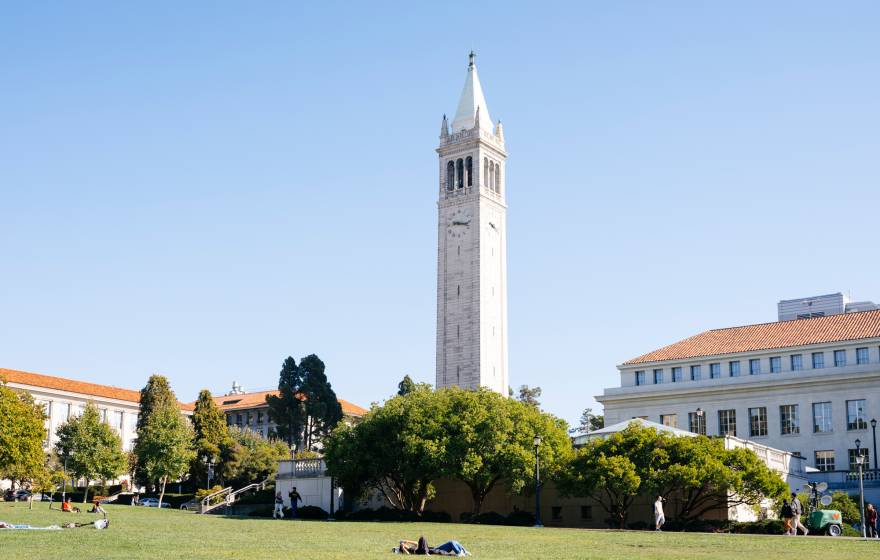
[
  {"xmin": 61, "ymin": 498, "xmax": 80, "ymax": 513},
  {"xmin": 88, "ymin": 500, "xmax": 106, "ymax": 515}
]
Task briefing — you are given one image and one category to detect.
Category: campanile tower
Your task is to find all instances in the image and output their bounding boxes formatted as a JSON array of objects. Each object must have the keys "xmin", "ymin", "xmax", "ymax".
[{"xmin": 435, "ymin": 53, "xmax": 508, "ymax": 394}]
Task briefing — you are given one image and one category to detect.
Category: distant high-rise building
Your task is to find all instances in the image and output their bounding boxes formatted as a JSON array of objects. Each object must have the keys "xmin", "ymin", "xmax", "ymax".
[{"xmin": 778, "ymin": 292, "xmax": 878, "ymax": 321}]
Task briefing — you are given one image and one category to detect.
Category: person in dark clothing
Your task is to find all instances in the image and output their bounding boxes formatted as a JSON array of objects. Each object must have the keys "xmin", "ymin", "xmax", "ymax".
[
  {"xmin": 780, "ymin": 499, "xmax": 794, "ymax": 535},
  {"xmin": 287, "ymin": 487, "xmax": 302, "ymax": 518},
  {"xmin": 866, "ymin": 503, "xmax": 878, "ymax": 538}
]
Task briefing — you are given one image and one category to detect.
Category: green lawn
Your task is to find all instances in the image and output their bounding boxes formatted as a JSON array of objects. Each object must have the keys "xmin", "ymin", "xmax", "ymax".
[{"xmin": 0, "ymin": 502, "xmax": 874, "ymax": 559}]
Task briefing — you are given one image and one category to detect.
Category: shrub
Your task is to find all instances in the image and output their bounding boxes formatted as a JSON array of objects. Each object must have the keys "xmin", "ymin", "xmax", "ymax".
[
  {"xmin": 730, "ymin": 519, "xmax": 785, "ymax": 534},
  {"xmin": 296, "ymin": 505, "xmax": 329, "ymax": 520},
  {"xmin": 505, "ymin": 510, "xmax": 536, "ymax": 526},
  {"xmin": 334, "ymin": 507, "xmax": 450, "ymax": 523},
  {"xmin": 468, "ymin": 511, "xmax": 507, "ymax": 525},
  {"xmin": 248, "ymin": 505, "xmax": 275, "ymax": 517}
]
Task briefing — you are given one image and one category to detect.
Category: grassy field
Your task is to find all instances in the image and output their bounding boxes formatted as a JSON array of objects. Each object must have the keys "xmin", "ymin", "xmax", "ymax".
[{"xmin": 0, "ymin": 502, "xmax": 874, "ymax": 559}]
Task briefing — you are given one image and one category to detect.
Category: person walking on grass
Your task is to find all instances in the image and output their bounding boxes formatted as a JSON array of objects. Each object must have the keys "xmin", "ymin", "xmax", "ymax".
[
  {"xmin": 273, "ymin": 492, "xmax": 284, "ymax": 520},
  {"xmin": 866, "ymin": 503, "xmax": 878, "ymax": 538},
  {"xmin": 288, "ymin": 487, "xmax": 302, "ymax": 519},
  {"xmin": 780, "ymin": 499, "xmax": 794, "ymax": 535},
  {"xmin": 790, "ymin": 492, "xmax": 808, "ymax": 536},
  {"xmin": 654, "ymin": 495, "xmax": 666, "ymax": 531}
]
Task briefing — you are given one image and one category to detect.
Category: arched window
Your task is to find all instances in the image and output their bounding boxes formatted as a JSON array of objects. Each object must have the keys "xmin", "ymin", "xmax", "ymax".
[
  {"xmin": 489, "ymin": 162, "xmax": 495, "ymax": 191},
  {"xmin": 483, "ymin": 158, "xmax": 489, "ymax": 187},
  {"xmin": 465, "ymin": 156, "xmax": 473, "ymax": 187},
  {"xmin": 495, "ymin": 163, "xmax": 501, "ymax": 193},
  {"xmin": 456, "ymin": 159, "xmax": 464, "ymax": 189},
  {"xmin": 446, "ymin": 161, "xmax": 455, "ymax": 191}
]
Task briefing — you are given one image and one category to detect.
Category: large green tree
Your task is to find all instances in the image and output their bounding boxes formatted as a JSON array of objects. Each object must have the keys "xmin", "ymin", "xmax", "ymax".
[
  {"xmin": 222, "ymin": 426, "xmax": 289, "ymax": 486},
  {"xmin": 443, "ymin": 388, "xmax": 573, "ymax": 513},
  {"xmin": 55, "ymin": 403, "xmax": 127, "ymax": 503},
  {"xmin": 266, "ymin": 357, "xmax": 305, "ymax": 450},
  {"xmin": 0, "ymin": 381, "xmax": 47, "ymax": 491},
  {"xmin": 136, "ymin": 405, "xmax": 195, "ymax": 509},
  {"xmin": 516, "ymin": 385, "xmax": 542, "ymax": 407},
  {"xmin": 325, "ymin": 390, "xmax": 447, "ymax": 513},
  {"xmin": 396, "ymin": 375, "xmax": 431, "ymax": 396},
  {"xmin": 559, "ymin": 424, "xmax": 788, "ymax": 527},
  {"xmin": 300, "ymin": 354, "xmax": 343, "ymax": 450},
  {"xmin": 133, "ymin": 374, "xmax": 178, "ymax": 487},
  {"xmin": 191, "ymin": 389, "xmax": 232, "ymax": 488}
]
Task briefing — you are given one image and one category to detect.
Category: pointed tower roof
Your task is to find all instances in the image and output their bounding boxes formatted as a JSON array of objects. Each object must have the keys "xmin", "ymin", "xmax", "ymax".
[{"xmin": 451, "ymin": 52, "xmax": 493, "ymax": 134}]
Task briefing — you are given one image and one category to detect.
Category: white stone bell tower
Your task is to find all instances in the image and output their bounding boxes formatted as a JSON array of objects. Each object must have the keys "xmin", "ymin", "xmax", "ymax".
[{"xmin": 435, "ymin": 52, "xmax": 508, "ymax": 395}]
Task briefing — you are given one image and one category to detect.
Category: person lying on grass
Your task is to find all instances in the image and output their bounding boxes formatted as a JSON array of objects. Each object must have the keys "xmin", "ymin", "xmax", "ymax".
[{"xmin": 393, "ymin": 536, "xmax": 469, "ymax": 556}]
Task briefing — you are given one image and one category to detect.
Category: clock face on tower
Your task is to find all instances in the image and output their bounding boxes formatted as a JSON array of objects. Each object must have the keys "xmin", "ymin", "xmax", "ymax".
[{"xmin": 447, "ymin": 208, "xmax": 472, "ymax": 238}]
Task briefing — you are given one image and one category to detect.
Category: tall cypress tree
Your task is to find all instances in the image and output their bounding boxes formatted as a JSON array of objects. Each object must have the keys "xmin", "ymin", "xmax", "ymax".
[
  {"xmin": 266, "ymin": 357, "xmax": 305, "ymax": 450},
  {"xmin": 300, "ymin": 354, "xmax": 343, "ymax": 450},
  {"xmin": 133, "ymin": 374, "xmax": 178, "ymax": 488},
  {"xmin": 191, "ymin": 389, "xmax": 232, "ymax": 488}
]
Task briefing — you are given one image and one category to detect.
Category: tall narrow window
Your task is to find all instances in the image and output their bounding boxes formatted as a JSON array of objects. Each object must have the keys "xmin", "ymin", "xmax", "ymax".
[
  {"xmin": 671, "ymin": 367, "xmax": 682, "ymax": 382},
  {"xmin": 456, "ymin": 159, "xmax": 464, "ymax": 188},
  {"xmin": 446, "ymin": 161, "xmax": 455, "ymax": 191},
  {"xmin": 791, "ymin": 354, "xmax": 803, "ymax": 371},
  {"xmin": 857, "ymin": 347, "xmax": 869, "ymax": 365},
  {"xmin": 688, "ymin": 411, "xmax": 706, "ymax": 435},
  {"xmin": 749, "ymin": 407, "xmax": 768, "ymax": 437},
  {"xmin": 749, "ymin": 359, "xmax": 761, "ymax": 375},
  {"xmin": 812, "ymin": 352, "xmax": 824, "ymax": 369},
  {"xmin": 653, "ymin": 368, "xmax": 663, "ymax": 384},
  {"xmin": 495, "ymin": 163, "xmax": 501, "ymax": 193},
  {"xmin": 780, "ymin": 404, "xmax": 800, "ymax": 435},
  {"xmin": 489, "ymin": 162, "xmax": 495, "ymax": 191},
  {"xmin": 483, "ymin": 157, "xmax": 489, "ymax": 187},
  {"xmin": 729, "ymin": 361, "xmax": 741, "ymax": 377},
  {"xmin": 834, "ymin": 349, "xmax": 846, "ymax": 367},
  {"xmin": 812, "ymin": 402, "xmax": 833, "ymax": 433},
  {"xmin": 718, "ymin": 409, "xmax": 737, "ymax": 436},
  {"xmin": 847, "ymin": 399, "xmax": 867, "ymax": 430},
  {"xmin": 465, "ymin": 156, "xmax": 473, "ymax": 187},
  {"xmin": 769, "ymin": 356, "xmax": 782, "ymax": 373},
  {"xmin": 690, "ymin": 365, "xmax": 701, "ymax": 381},
  {"xmin": 710, "ymin": 363, "xmax": 721, "ymax": 379}
]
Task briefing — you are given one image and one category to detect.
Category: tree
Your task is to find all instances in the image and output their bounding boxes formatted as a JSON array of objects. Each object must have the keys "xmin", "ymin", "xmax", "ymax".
[
  {"xmin": 443, "ymin": 388, "xmax": 574, "ymax": 513},
  {"xmin": 325, "ymin": 391, "xmax": 446, "ymax": 513},
  {"xmin": 656, "ymin": 435, "xmax": 788, "ymax": 522},
  {"xmin": 0, "ymin": 381, "xmax": 48, "ymax": 495},
  {"xmin": 266, "ymin": 357, "xmax": 306, "ymax": 450},
  {"xmin": 133, "ymin": 374, "xmax": 177, "ymax": 487},
  {"xmin": 54, "ymin": 403, "xmax": 126, "ymax": 503},
  {"xmin": 299, "ymin": 354, "xmax": 344, "ymax": 451},
  {"xmin": 191, "ymin": 389, "xmax": 232, "ymax": 488},
  {"xmin": 558, "ymin": 423, "xmax": 668, "ymax": 528},
  {"xmin": 136, "ymin": 405, "xmax": 195, "ymax": 509},
  {"xmin": 222, "ymin": 427, "xmax": 289, "ymax": 486},
  {"xmin": 577, "ymin": 408, "xmax": 604, "ymax": 433},
  {"xmin": 397, "ymin": 375, "xmax": 431, "ymax": 396},
  {"xmin": 517, "ymin": 385, "xmax": 542, "ymax": 407}
]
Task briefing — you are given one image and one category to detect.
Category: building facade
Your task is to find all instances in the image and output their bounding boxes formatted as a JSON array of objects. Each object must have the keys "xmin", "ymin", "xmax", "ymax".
[
  {"xmin": 435, "ymin": 52, "xmax": 509, "ymax": 395},
  {"xmin": 598, "ymin": 305, "xmax": 880, "ymax": 499}
]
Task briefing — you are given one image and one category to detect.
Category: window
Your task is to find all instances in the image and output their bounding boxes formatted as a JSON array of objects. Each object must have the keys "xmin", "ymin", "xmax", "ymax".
[
  {"xmin": 812, "ymin": 402, "xmax": 833, "ymax": 433},
  {"xmin": 780, "ymin": 404, "xmax": 800, "ymax": 435},
  {"xmin": 446, "ymin": 161, "xmax": 455, "ymax": 191},
  {"xmin": 770, "ymin": 357, "xmax": 781, "ymax": 373},
  {"xmin": 653, "ymin": 369, "xmax": 663, "ymax": 384},
  {"xmin": 749, "ymin": 407, "xmax": 768, "ymax": 437},
  {"xmin": 465, "ymin": 156, "xmax": 473, "ymax": 187},
  {"xmin": 849, "ymin": 448, "xmax": 870, "ymax": 471},
  {"xmin": 815, "ymin": 450, "xmax": 835, "ymax": 472},
  {"xmin": 688, "ymin": 411, "xmax": 706, "ymax": 435},
  {"xmin": 834, "ymin": 350, "xmax": 846, "ymax": 367},
  {"xmin": 690, "ymin": 365, "xmax": 701, "ymax": 381},
  {"xmin": 551, "ymin": 506, "xmax": 562, "ymax": 520},
  {"xmin": 236, "ymin": 414, "xmax": 243, "ymax": 427},
  {"xmin": 580, "ymin": 505, "xmax": 593, "ymax": 520},
  {"xmin": 257, "ymin": 411, "xmax": 264, "ymax": 425},
  {"xmin": 114, "ymin": 411, "xmax": 124, "ymax": 431},
  {"xmin": 847, "ymin": 399, "xmax": 867, "ymax": 430},
  {"xmin": 660, "ymin": 414, "xmax": 678, "ymax": 428},
  {"xmin": 635, "ymin": 371, "xmax": 645, "ymax": 386},
  {"xmin": 729, "ymin": 361, "xmax": 740, "ymax": 377},
  {"xmin": 671, "ymin": 367, "xmax": 683, "ymax": 382},
  {"xmin": 456, "ymin": 158, "xmax": 464, "ymax": 188},
  {"xmin": 749, "ymin": 359, "xmax": 761, "ymax": 375},
  {"xmin": 857, "ymin": 347, "xmax": 869, "ymax": 365},
  {"xmin": 791, "ymin": 354, "xmax": 803, "ymax": 371},
  {"xmin": 812, "ymin": 352, "xmax": 825, "ymax": 369},
  {"xmin": 718, "ymin": 409, "xmax": 737, "ymax": 436},
  {"xmin": 483, "ymin": 158, "xmax": 488, "ymax": 187},
  {"xmin": 710, "ymin": 363, "xmax": 721, "ymax": 379}
]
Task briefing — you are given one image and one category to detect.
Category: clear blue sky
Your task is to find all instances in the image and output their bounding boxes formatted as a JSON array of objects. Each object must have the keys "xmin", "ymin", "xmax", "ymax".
[{"xmin": 2, "ymin": 2, "xmax": 878, "ymax": 426}]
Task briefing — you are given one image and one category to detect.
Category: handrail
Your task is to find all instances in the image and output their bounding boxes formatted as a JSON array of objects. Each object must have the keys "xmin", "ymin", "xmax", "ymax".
[{"xmin": 199, "ymin": 479, "xmax": 269, "ymax": 514}]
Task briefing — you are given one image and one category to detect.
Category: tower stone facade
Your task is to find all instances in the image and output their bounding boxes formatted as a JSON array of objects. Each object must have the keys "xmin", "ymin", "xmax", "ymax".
[{"xmin": 435, "ymin": 53, "xmax": 508, "ymax": 395}]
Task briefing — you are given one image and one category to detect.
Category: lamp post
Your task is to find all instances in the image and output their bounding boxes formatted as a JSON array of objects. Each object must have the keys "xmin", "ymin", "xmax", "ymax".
[
  {"xmin": 856, "ymin": 438, "xmax": 866, "ymax": 539},
  {"xmin": 696, "ymin": 407, "xmax": 705, "ymax": 436},
  {"xmin": 871, "ymin": 419, "xmax": 878, "ymax": 472},
  {"xmin": 533, "ymin": 434, "xmax": 543, "ymax": 528}
]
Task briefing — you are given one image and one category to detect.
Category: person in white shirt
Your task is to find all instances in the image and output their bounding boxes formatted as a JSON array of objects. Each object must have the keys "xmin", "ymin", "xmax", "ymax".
[{"xmin": 654, "ymin": 496, "xmax": 666, "ymax": 531}]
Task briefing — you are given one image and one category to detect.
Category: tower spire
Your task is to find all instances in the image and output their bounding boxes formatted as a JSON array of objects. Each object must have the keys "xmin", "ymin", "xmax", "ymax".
[{"xmin": 451, "ymin": 52, "xmax": 492, "ymax": 133}]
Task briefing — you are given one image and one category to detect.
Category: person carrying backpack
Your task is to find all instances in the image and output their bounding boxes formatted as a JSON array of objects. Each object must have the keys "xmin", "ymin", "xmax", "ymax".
[
  {"xmin": 780, "ymin": 499, "xmax": 794, "ymax": 535},
  {"xmin": 288, "ymin": 487, "xmax": 302, "ymax": 519}
]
